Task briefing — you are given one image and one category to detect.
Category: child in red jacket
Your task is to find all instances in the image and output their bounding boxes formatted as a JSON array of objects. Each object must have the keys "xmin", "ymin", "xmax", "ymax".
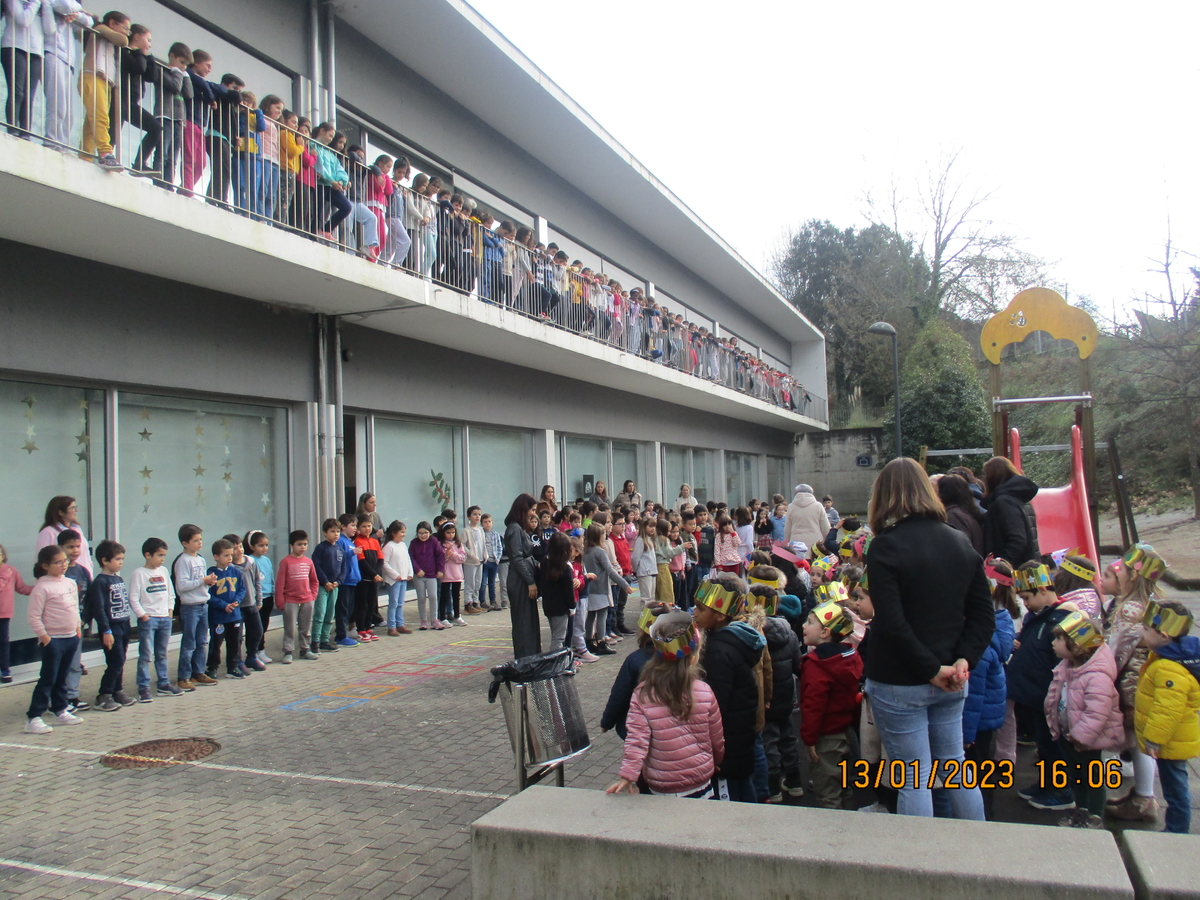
[{"xmin": 800, "ymin": 594, "xmax": 863, "ymax": 809}]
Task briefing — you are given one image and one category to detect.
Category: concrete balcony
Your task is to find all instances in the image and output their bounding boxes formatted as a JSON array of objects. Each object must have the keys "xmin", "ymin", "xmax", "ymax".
[{"xmin": 0, "ymin": 135, "xmax": 827, "ymax": 432}]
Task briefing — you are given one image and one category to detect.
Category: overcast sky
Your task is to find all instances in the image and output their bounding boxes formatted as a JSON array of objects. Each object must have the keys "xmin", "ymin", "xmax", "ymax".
[{"xmin": 467, "ymin": 0, "xmax": 1200, "ymax": 317}]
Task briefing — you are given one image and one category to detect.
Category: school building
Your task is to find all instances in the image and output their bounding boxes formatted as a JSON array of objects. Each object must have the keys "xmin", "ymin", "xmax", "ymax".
[{"xmin": 0, "ymin": 0, "xmax": 826, "ymax": 656}]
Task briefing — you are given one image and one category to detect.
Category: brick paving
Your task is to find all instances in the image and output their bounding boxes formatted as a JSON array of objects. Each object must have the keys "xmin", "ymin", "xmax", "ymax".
[{"xmin": 1, "ymin": 593, "xmax": 1198, "ymax": 899}]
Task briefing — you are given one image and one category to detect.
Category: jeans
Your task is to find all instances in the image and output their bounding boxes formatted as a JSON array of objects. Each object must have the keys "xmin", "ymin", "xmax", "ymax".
[
  {"xmin": 865, "ymin": 678, "xmax": 986, "ymax": 819},
  {"xmin": 259, "ymin": 159, "xmax": 280, "ymax": 220},
  {"xmin": 413, "ymin": 576, "xmax": 437, "ymax": 623},
  {"xmin": 177, "ymin": 603, "xmax": 209, "ymax": 682},
  {"xmin": 463, "ymin": 564, "xmax": 482, "ymax": 607},
  {"xmin": 752, "ymin": 734, "xmax": 770, "ymax": 802},
  {"xmin": 1158, "ymin": 758, "xmax": 1191, "ymax": 833},
  {"xmin": 319, "ymin": 185, "xmax": 353, "ymax": 233},
  {"xmin": 136, "ymin": 616, "xmax": 172, "ymax": 690},
  {"xmin": 65, "ymin": 636, "xmax": 82, "ymax": 700},
  {"xmin": 27, "ymin": 635, "xmax": 78, "ymax": 720},
  {"xmin": 480, "ymin": 561, "xmax": 498, "ymax": 606},
  {"xmin": 99, "ymin": 619, "xmax": 131, "ymax": 696},
  {"xmin": 387, "ymin": 581, "xmax": 408, "ymax": 628},
  {"xmin": 313, "ymin": 586, "xmax": 337, "ymax": 647}
]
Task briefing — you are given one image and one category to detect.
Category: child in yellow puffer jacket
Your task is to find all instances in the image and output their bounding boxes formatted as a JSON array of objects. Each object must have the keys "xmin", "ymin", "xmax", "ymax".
[{"xmin": 1135, "ymin": 598, "xmax": 1200, "ymax": 834}]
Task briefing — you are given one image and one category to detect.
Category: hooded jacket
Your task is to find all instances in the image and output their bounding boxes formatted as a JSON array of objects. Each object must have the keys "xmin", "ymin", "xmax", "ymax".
[
  {"xmin": 763, "ymin": 616, "xmax": 801, "ymax": 722},
  {"xmin": 799, "ymin": 642, "xmax": 863, "ymax": 745},
  {"xmin": 1007, "ymin": 601, "xmax": 1073, "ymax": 708},
  {"xmin": 1134, "ymin": 636, "xmax": 1200, "ymax": 759},
  {"xmin": 1045, "ymin": 642, "xmax": 1125, "ymax": 751},
  {"xmin": 963, "ymin": 608, "xmax": 1013, "ymax": 743},
  {"xmin": 618, "ymin": 679, "xmax": 725, "ymax": 794},
  {"xmin": 784, "ymin": 491, "xmax": 828, "ymax": 552},
  {"xmin": 700, "ymin": 622, "xmax": 766, "ymax": 778},
  {"xmin": 981, "ymin": 475, "xmax": 1040, "ymax": 564}
]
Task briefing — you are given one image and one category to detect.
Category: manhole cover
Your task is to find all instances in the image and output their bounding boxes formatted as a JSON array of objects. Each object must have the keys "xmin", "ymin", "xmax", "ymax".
[{"xmin": 99, "ymin": 737, "xmax": 220, "ymax": 769}]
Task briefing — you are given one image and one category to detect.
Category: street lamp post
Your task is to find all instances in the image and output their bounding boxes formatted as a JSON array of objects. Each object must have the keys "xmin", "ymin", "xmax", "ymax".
[{"xmin": 868, "ymin": 322, "xmax": 902, "ymax": 459}]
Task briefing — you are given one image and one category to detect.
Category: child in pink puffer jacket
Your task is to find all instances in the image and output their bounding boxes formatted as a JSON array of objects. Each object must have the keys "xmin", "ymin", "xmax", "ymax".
[
  {"xmin": 606, "ymin": 611, "xmax": 723, "ymax": 799},
  {"xmin": 1044, "ymin": 611, "xmax": 1124, "ymax": 828}
]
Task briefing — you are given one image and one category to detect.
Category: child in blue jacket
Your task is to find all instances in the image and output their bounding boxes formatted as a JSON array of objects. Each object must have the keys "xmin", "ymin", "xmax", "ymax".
[{"xmin": 205, "ymin": 539, "xmax": 246, "ymax": 679}]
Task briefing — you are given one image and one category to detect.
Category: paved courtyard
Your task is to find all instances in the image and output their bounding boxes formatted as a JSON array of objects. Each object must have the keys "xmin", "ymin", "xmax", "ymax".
[{"xmin": 1, "ymin": 590, "xmax": 1197, "ymax": 900}]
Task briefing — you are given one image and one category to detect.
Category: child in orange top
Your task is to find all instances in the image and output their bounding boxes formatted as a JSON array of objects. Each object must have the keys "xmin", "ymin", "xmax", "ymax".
[
  {"xmin": 352, "ymin": 516, "xmax": 383, "ymax": 641},
  {"xmin": 0, "ymin": 543, "xmax": 33, "ymax": 683}
]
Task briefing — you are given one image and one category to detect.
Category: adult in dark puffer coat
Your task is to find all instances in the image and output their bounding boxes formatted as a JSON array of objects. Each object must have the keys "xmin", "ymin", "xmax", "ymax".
[
  {"xmin": 938, "ymin": 474, "xmax": 985, "ymax": 556},
  {"xmin": 980, "ymin": 457, "xmax": 1039, "ymax": 565}
]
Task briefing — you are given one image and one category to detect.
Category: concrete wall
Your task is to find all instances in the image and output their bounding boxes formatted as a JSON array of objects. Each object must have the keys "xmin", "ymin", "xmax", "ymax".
[
  {"xmin": 472, "ymin": 786, "xmax": 1135, "ymax": 900},
  {"xmin": 796, "ymin": 427, "xmax": 884, "ymax": 514}
]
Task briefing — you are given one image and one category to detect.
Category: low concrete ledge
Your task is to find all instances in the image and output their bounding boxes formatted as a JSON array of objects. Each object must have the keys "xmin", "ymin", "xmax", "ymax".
[
  {"xmin": 471, "ymin": 786, "xmax": 1134, "ymax": 900},
  {"xmin": 1118, "ymin": 830, "xmax": 1200, "ymax": 899}
]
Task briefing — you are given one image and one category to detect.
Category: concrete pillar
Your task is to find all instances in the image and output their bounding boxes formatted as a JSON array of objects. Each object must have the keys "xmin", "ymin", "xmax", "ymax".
[{"xmin": 533, "ymin": 429, "xmax": 558, "ymax": 499}]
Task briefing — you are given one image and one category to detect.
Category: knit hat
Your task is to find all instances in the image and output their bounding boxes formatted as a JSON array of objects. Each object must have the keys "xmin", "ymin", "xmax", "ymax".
[
  {"xmin": 1057, "ymin": 610, "xmax": 1103, "ymax": 652},
  {"xmin": 650, "ymin": 611, "xmax": 699, "ymax": 660},
  {"xmin": 811, "ymin": 598, "xmax": 853, "ymax": 640},
  {"xmin": 1142, "ymin": 599, "xmax": 1192, "ymax": 639}
]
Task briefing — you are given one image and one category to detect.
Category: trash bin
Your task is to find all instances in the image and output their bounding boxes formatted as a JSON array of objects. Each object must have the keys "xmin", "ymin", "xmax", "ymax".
[{"xmin": 488, "ymin": 648, "xmax": 590, "ymax": 768}]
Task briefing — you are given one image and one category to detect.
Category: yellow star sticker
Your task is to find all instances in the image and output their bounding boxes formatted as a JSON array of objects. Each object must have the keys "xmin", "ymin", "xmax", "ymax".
[
  {"xmin": 221, "ymin": 472, "xmax": 233, "ymax": 483},
  {"xmin": 140, "ymin": 408, "xmax": 151, "ymax": 420},
  {"xmin": 139, "ymin": 466, "xmax": 153, "ymax": 479},
  {"xmin": 138, "ymin": 428, "xmax": 152, "ymax": 441},
  {"xmin": 21, "ymin": 440, "xmax": 37, "ymax": 454},
  {"xmin": 76, "ymin": 449, "xmax": 88, "ymax": 462},
  {"xmin": 195, "ymin": 425, "xmax": 204, "ymax": 436},
  {"xmin": 20, "ymin": 395, "xmax": 35, "ymax": 409},
  {"xmin": 76, "ymin": 432, "xmax": 90, "ymax": 445},
  {"xmin": 194, "ymin": 465, "xmax": 207, "ymax": 477}
]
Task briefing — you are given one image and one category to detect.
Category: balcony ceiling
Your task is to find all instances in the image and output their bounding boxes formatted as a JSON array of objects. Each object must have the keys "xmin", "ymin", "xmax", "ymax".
[{"xmin": 334, "ymin": 0, "xmax": 820, "ymax": 346}]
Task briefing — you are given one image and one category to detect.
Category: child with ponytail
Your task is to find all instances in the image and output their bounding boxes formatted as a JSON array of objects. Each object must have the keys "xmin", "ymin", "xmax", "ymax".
[
  {"xmin": 606, "ymin": 610, "xmax": 723, "ymax": 799},
  {"xmin": 23, "ymin": 546, "xmax": 83, "ymax": 734}
]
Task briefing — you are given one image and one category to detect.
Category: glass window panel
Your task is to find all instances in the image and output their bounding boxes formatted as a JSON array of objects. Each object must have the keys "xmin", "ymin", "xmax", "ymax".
[
  {"xmin": 0, "ymin": 379, "xmax": 106, "ymax": 642},
  {"xmin": 374, "ymin": 418, "xmax": 463, "ymax": 525},
  {"xmin": 767, "ymin": 456, "xmax": 792, "ymax": 500},
  {"xmin": 468, "ymin": 427, "xmax": 533, "ymax": 519},
  {"xmin": 118, "ymin": 393, "xmax": 289, "ymax": 580},
  {"xmin": 692, "ymin": 449, "xmax": 710, "ymax": 504},
  {"xmin": 744, "ymin": 453, "xmax": 760, "ymax": 504},
  {"xmin": 563, "ymin": 436, "xmax": 607, "ymax": 503},
  {"xmin": 725, "ymin": 451, "xmax": 743, "ymax": 509},
  {"xmin": 662, "ymin": 445, "xmax": 688, "ymax": 504},
  {"xmin": 611, "ymin": 441, "xmax": 638, "ymax": 501}
]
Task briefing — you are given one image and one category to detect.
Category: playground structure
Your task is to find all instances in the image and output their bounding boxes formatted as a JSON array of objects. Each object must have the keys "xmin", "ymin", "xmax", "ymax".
[{"xmin": 980, "ymin": 289, "xmax": 1103, "ymax": 567}]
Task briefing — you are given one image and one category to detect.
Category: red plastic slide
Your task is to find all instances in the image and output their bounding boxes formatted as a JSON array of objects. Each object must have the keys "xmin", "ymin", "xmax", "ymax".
[{"xmin": 1009, "ymin": 425, "xmax": 1099, "ymax": 574}]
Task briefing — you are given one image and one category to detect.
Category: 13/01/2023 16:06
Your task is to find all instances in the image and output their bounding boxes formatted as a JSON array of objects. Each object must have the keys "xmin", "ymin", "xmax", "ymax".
[
  {"xmin": 1036, "ymin": 759, "xmax": 1123, "ymax": 789},
  {"xmin": 838, "ymin": 759, "xmax": 1015, "ymax": 790}
]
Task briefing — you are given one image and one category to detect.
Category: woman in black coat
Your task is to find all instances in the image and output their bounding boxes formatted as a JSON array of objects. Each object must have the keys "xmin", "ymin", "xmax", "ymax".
[
  {"xmin": 863, "ymin": 459, "xmax": 994, "ymax": 819},
  {"xmin": 937, "ymin": 474, "xmax": 985, "ymax": 556},
  {"xmin": 504, "ymin": 493, "xmax": 541, "ymax": 658},
  {"xmin": 980, "ymin": 457, "xmax": 1040, "ymax": 565}
]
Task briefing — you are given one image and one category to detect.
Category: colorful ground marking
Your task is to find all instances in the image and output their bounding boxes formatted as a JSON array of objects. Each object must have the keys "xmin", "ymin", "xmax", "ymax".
[{"xmin": 321, "ymin": 684, "xmax": 402, "ymax": 699}]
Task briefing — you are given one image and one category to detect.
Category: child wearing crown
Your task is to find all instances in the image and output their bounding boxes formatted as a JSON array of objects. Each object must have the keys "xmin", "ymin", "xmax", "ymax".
[
  {"xmin": 1044, "ymin": 611, "xmax": 1124, "ymax": 828},
  {"xmin": 606, "ymin": 611, "xmax": 724, "ymax": 800},
  {"xmin": 695, "ymin": 573, "xmax": 765, "ymax": 803},
  {"xmin": 800, "ymin": 590, "xmax": 863, "ymax": 809},
  {"xmin": 1103, "ymin": 543, "xmax": 1168, "ymax": 822},
  {"xmin": 1007, "ymin": 560, "xmax": 1076, "ymax": 811},
  {"xmin": 748, "ymin": 566, "xmax": 804, "ymax": 802},
  {"xmin": 1135, "ymin": 598, "xmax": 1200, "ymax": 833}
]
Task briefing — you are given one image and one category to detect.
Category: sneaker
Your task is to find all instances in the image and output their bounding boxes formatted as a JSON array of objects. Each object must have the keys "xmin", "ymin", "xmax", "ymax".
[
  {"xmin": 247, "ymin": 657, "xmax": 266, "ymax": 672},
  {"xmin": 1, "ymin": 670, "xmax": 12, "ymax": 683},
  {"xmin": 594, "ymin": 644, "xmax": 617, "ymax": 655},
  {"xmin": 157, "ymin": 682, "xmax": 185, "ymax": 696},
  {"xmin": 54, "ymin": 709, "xmax": 84, "ymax": 726},
  {"xmin": 98, "ymin": 153, "xmax": 122, "ymax": 170},
  {"xmin": 24, "ymin": 717, "xmax": 52, "ymax": 734},
  {"xmin": 193, "ymin": 673, "xmax": 218, "ymax": 686},
  {"xmin": 226, "ymin": 669, "xmax": 246, "ymax": 679},
  {"xmin": 1058, "ymin": 809, "xmax": 1104, "ymax": 828},
  {"xmin": 68, "ymin": 697, "xmax": 90, "ymax": 712},
  {"xmin": 257, "ymin": 651, "xmax": 273, "ymax": 664},
  {"xmin": 319, "ymin": 642, "xmax": 339, "ymax": 653},
  {"xmin": 766, "ymin": 792, "xmax": 784, "ymax": 804},
  {"xmin": 336, "ymin": 637, "xmax": 359, "ymax": 647},
  {"xmin": 453, "ymin": 618, "xmax": 468, "ymax": 626},
  {"xmin": 1028, "ymin": 788, "xmax": 1076, "ymax": 811},
  {"xmin": 397, "ymin": 626, "xmax": 412, "ymax": 635},
  {"xmin": 783, "ymin": 776, "xmax": 805, "ymax": 798},
  {"xmin": 387, "ymin": 628, "xmax": 401, "ymax": 637},
  {"xmin": 137, "ymin": 688, "xmax": 153, "ymax": 703},
  {"xmin": 576, "ymin": 651, "xmax": 600, "ymax": 663},
  {"xmin": 282, "ymin": 653, "xmax": 293, "ymax": 664},
  {"xmin": 300, "ymin": 650, "xmax": 320, "ymax": 661},
  {"xmin": 205, "ymin": 668, "xmax": 218, "ymax": 680},
  {"xmin": 364, "ymin": 632, "xmax": 380, "ymax": 641},
  {"xmin": 176, "ymin": 680, "xmax": 196, "ymax": 692},
  {"xmin": 419, "ymin": 621, "xmax": 429, "ymax": 631},
  {"xmin": 432, "ymin": 620, "xmax": 447, "ymax": 630},
  {"xmin": 1106, "ymin": 793, "xmax": 1159, "ymax": 822},
  {"xmin": 857, "ymin": 801, "xmax": 889, "ymax": 813},
  {"xmin": 112, "ymin": 690, "xmax": 136, "ymax": 707},
  {"xmin": 1017, "ymin": 783, "xmax": 1040, "ymax": 801},
  {"xmin": 94, "ymin": 694, "xmax": 121, "ymax": 711},
  {"xmin": 238, "ymin": 664, "xmax": 253, "ymax": 677}
]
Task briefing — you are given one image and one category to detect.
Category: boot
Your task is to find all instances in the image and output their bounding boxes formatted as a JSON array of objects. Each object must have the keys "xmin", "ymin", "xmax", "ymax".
[{"xmin": 1106, "ymin": 793, "xmax": 1159, "ymax": 822}]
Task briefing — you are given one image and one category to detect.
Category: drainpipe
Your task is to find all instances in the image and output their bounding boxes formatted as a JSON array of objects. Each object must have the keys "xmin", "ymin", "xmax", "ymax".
[
  {"xmin": 315, "ymin": 313, "xmax": 329, "ymax": 516},
  {"xmin": 308, "ymin": 0, "xmax": 321, "ymax": 121},
  {"xmin": 323, "ymin": 1, "xmax": 337, "ymax": 126},
  {"xmin": 333, "ymin": 316, "xmax": 346, "ymax": 513}
]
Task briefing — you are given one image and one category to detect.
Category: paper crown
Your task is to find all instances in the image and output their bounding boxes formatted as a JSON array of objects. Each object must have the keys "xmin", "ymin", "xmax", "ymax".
[
  {"xmin": 984, "ymin": 555, "xmax": 1014, "ymax": 587},
  {"xmin": 650, "ymin": 611, "xmax": 699, "ymax": 660},
  {"xmin": 812, "ymin": 599, "xmax": 854, "ymax": 639},
  {"xmin": 853, "ymin": 533, "xmax": 873, "ymax": 560},
  {"xmin": 1124, "ymin": 544, "xmax": 1167, "ymax": 583},
  {"xmin": 747, "ymin": 587, "xmax": 779, "ymax": 617},
  {"xmin": 812, "ymin": 555, "xmax": 839, "ymax": 576},
  {"xmin": 815, "ymin": 581, "xmax": 850, "ymax": 606},
  {"xmin": 637, "ymin": 603, "xmax": 672, "ymax": 635},
  {"xmin": 1142, "ymin": 600, "xmax": 1192, "ymax": 638},
  {"xmin": 695, "ymin": 580, "xmax": 745, "ymax": 618},
  {"xmin": 1057, "ymin": 610, "xmax": 1103, "ymax": 652},
  {"xmin": 770, "ymin": 542, "xmax": 801, "ymax": 564},
  {"xmin": 859, "ymin": 568, "xmax": 869, "ymax": 592},
  {"xmin": 838, "ymin": 542, "xmax": 855, "ymax": 559},
  {"xmin": 1013, "ymin": 564, "xmax": 1053, "ymax": 593},
  {"xmin": 1058, "ymin": 556, "xmax": 1096, "ymax": 582},
  {"xmin": 749, "ymin": 573, "xmax": 786, "ymax": 590}
]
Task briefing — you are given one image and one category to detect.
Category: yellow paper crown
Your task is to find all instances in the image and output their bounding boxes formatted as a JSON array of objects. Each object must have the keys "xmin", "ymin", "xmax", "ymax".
[
  {"xmin": 695, "ymin": 580, "xmax": 745, "ymax": 618},
  {"xmin": 1059, "ymin": 556, "xmax": 1096, "ymax": 582},
  {"xmin": 747, "ymin": 586, "xmax": 779, "ymax": 617},
  {"xmin": 748, "ymin": 573, "xmax": 786, "ymax": 590},
  {"xmin": 637, "ymin": 603, "xmax": 672, "ymax": 635},
  {"xmin": 1013, "ymin": 564, "xmax": 1053, "ymax": 593},
  {"xmin": 650, "ymin": 611, "xmax": 699, "ymax": 660},
  {"xmin": 838, "ymin": 543, "xmax": 855, "ymax": 559},
  {"xmin": 1124, "ymin": 544, "xmax": 1168, "ymax": 583},
  {"xmin": 812, "ymin": 599, "xmax": 853, "ymax": 639},
  {"xmin": 812, "ymin": 555, "xmax": 839, "ymax": 576},
  {"xmin": 815, "ymin": 581, "xmax": 850, "ymax": 606},
  {"xmin": 1058, "ymin": 610, "xmax": 1103, "ymax": 652},
  {"xmin": 1142, "ymin": 600, "xmax": 1192, "ymax": 639}
]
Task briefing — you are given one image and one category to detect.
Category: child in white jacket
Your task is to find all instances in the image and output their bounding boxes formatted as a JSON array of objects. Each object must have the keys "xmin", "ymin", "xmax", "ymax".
[{"xmin": 382, "ymin": 521, "xmax": 414, "ymax": 635}]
